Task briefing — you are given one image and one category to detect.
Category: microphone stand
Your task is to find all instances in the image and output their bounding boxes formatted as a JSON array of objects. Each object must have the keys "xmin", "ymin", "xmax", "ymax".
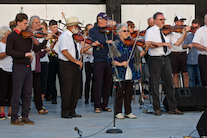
[{"xmin": 104, "ymin": 33, "xmax": 122, "ymax": 134}]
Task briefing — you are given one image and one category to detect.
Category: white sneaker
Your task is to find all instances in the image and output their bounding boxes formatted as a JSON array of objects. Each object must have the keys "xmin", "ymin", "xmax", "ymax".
[
  {"xmin": 125, "ymin": 113, "xmax": 137, "ymax": 119},
  {"xmin": 116, "ymin": 113, "xmax": 125, "ymax": 119}
]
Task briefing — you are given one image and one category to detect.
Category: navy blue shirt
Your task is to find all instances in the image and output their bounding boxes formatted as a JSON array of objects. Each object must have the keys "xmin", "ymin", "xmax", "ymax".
[
  {"xmin": 183, "ymin": 33, "xmax": 199, "ymax": 65},
  {"xmin": 89, "ymin": 24, "xmax": 117, "ymax": 62}
]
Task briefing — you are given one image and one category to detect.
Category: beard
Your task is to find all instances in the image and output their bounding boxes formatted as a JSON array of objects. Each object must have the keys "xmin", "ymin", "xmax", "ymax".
[{"xmin": 71, "ymin": 27, "xmax": 79, "ymax": 34}]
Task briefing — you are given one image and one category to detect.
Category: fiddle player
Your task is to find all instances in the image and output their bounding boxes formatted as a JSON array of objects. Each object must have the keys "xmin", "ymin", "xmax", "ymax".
[
  {"xmin": 193, "ymin": 14, "xmax": 207, "ymax": 86},
  {"xmin": 46, "ymin": 20, "xmax": 62, "ymax": 104},
  {"xmin": 89, "ymin": 12, "xmax": 116, "ymax": 113},
  {"xmin": 58, "ymin": 16, "xmax": 83, "ymax": 118},
  {"xmin": 166, "ymin": 15, "xmax": 191, "ymax": 87},
  {"xmin": 6, "ymin": 13, "xmax": 53, "ymax": 125},
  {"xmin": 111, "ymin": 23, "xmax": 149, "ymax": 119},
  {"xmin": 182, "ymin": 19, "xmax": 201, "ymax": 87},
  {"xmin": 145, "ymin": 12, "xmax": 183, "ymax": 116}
]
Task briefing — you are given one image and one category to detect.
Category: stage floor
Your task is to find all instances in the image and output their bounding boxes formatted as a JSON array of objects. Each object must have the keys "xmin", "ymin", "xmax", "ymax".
[{"xmin": 0, "ymin": 96, "xmax": 202, "ymax": 138}]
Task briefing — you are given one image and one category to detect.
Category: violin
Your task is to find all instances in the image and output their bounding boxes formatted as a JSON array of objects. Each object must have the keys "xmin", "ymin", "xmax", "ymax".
[
  {"xmin": 125, "ymin": 37, "xmax": 145, "ymax": 48},
  {"xmin": 21, "ymin": 28, "xmax": 57, "ymax": 39},
  {"xmin": 161, "ymin": 25, "xmax": 195, "ymax": 35},
  {"xmin": 73, "ymin": 33, "xmax": 103, "ymax": 47},
  {"xmin": 98, "ymin": 24, "xmax": 119, "ymax": 34},
  {"xmin": 131, "ymin": 30, "xmax": 146, "ymax": 38}
]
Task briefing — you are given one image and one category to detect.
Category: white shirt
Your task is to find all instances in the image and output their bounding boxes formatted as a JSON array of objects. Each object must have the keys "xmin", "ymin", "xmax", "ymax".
[
  {"xmin": 40, "ymin": 38, "xmax": 49, "ymax": 63},
  {"xmin": 145, "ymin": 25, "xmax": 171, "ymax": 56},
  {"xmin": 0, "ymin": 41, "xmax": 13, "ymax": 72},
  {"xmin": 166, "ymin": 32, "xmax": 187, "ymax": 52},
  {"xmin": 192, "ymin": 25, "xmax": 207, "ymax": 55},
  {"xmin": 58, "ymin": 29, "xmax": 81, "ymax": 61},
  {"xmin": 83, "ymin": 47, "xmax": 94, "ymax": 63}
]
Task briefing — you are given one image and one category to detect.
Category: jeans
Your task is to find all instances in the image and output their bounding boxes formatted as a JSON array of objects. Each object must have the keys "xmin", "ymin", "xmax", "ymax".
[{"xmin": 187, "ymin": 64, "xmax": 202, "ymax": 87}]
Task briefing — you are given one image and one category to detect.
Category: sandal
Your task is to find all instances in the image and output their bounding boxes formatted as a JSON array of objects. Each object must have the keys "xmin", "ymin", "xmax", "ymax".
[
  {"xmin": 38, "ymin": 109, "xmax": 49, "ymax": 114},
  {"xmin": 168, "ymin": 109, "xmax": 183, "ymax": 115},
  {"xmin": 102, "ymin": 107, "xmax": 112, "ymax": 112},
  {"xmin": 94, "ymin": 108, "xmax": 101, "ymax": 113}
]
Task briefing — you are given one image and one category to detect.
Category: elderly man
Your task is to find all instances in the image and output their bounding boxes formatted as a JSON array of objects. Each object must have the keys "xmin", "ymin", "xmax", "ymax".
[
  {"xmin": 145, "ymin": 12, "xmax": 183, "ymax": 116},
  {"xmin": 58, "ymin": 17, "xmax": 83, "ymax": 118},
  {"xmin": 6, "ymin": 13, "xmax": 52, "ymax": 125},
  {"xmin": 193, "ymin": 14, "xmax": 207, "ymax": 86},
  {"xmin": 89, "ymin": 12, "xmax": 116, "ymax": 113}
]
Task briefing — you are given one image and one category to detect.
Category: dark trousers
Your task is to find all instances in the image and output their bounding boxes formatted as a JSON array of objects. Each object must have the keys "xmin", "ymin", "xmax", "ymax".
[
  {"xmin": 0, "ymin": 68, "xmax": 12, "ymax": 106},
  {"xmin": 33, "ymin": 72, "xmax": 43, "ymax": 111},
  {"xmin": 115, "ymin": 81, "xmax": 133, "ymax": 115},
  {"xmin": 148, "ymin": 56, "xmax": 177, "ymax": 111},
  {"xmin": 198, "ymin": 55, "xmax": 207, "ymax": 86},
  {"xmin": 40, "ymin": 62, "xmax": 48, "ymax": 94},
  {"xmin": 60, "ymin": 60, "xmax": 81, "ymax": 116},
  {"xmin": 84, "ymin": 62, "xmax": 94, "ymax": 101},
  {"xmin": 47, "ymin": 56, "xmax": 62, "ymax": 100},
  {"xmin": 93, "ymin": 62, "xmax": 112, "ymax": 109},
  {"xmin": 11, "ymin": 63, "xmax": 32, "ymax": 122}
]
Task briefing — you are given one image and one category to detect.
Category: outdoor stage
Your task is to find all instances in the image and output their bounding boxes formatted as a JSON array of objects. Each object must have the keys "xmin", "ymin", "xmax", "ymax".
[{"xmin": 0, "ymin": 96, "xmax": 202, "ymax": 138}]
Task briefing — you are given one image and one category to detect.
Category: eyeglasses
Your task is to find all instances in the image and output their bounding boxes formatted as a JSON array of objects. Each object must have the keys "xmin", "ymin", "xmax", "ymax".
[
  {"xmin": 130, "ymin": 26, "xmax": 135, "ymax": 28},
  {"xmin": 122, "ymin": 30, "xmax": 129, "ymax": 32},
  {"xmin": 157, "ymin": 18, "xmax": 166, "ymax": 21}
]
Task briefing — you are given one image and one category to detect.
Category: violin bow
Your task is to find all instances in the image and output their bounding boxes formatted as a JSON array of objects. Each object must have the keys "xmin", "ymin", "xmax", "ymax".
[
  {"xmin": 61, "ymin": 12, "xmax": 67, "ymax": 23},
  {"xmin": 169, "ymin": 14, "xmax": 176, "ymax": 44},
  {"xmin": 127, "ymin": 20, "xmax": 141, "ymax": 63},
  {"xmin": 111, "ymin": 13, "xmax": 114, "ymax": 41},
  {"xmin": 31, "ymin": 23, "xmax": 38, "ymax": 51}
]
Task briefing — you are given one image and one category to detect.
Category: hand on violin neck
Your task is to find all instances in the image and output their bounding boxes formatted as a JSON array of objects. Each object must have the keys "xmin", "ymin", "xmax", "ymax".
[
  {"xmin": 45, "ymin": 33, "xmax": 53, "ymax": 40},
  {"xmin": 183, "ymin": 26, "xmax": 191, "ymax": 33}
]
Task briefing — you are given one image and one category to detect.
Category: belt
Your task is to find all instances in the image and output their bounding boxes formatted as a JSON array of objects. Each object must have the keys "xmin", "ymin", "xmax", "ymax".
[
  {"xmin": 150, "ymin": 55, "xmax": 169, "ymax": 58},
  {"xmin": 171, "ymin": 51, "xmax": 186, "ymax": 54}
]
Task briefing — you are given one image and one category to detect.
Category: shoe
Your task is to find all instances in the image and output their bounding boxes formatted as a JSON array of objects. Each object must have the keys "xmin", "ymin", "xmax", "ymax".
[
  {"xmin": 11, "ymin": 119, "xmax": 24, "ymax": 125},
  {"xmin": 38, "ymin": 109, "xmax": 49, "ymax": 114},
  {"xmin": 85, "ymin": 100, "xmax": 89, "ymax": 104},
  {"xmin": 61, "ymin": 114, "xmax": 72, "ymax": 119},
  {"xmin": 131, "ymin": 96, "xmax": 135, "ymax": 100},
  {"xmin": 0, "ymin": 113, "xmax": 6, "ymax": 120},
  {"xmin": 154, "ymin": 110, "xmax": 161, "ymax": 116},
  {"xmin": 125, "ymin": 113, "xmax": 137, "ymax": 119},
  {"xmin": 7, "ymin": 113, "xmax": 11, "ymax": 119},
  {"xmin": 168, "ymin": 109, "xmax": 184, "ymax": 115},
  {"xmin": 94, "ymin": 108, "xmax": 101, "ymax": 113},
  {"xmin": 116, "ymin": 113, "xmax": 125, "ymax": 119},
  {"xmin": 52, "ymin": 99, "xmax": 57, "ymax": 104},
  {"xmin": 21, "ymin": 117, "xmax": 35, "ymax": 125},
  {"xmin": 143, "ymin": 94, "xmax": 150, "ymax": 99},
  {"xmin": 45, "ymin": 96, "xmax": 51, "ymax": 101},
  {"xmin": 102, "ymin": 107, "xmax": 112, "ymax": 112},
  {"xmin": 70, "ymin": 113, "xmax": 81, "ymax": 117}
]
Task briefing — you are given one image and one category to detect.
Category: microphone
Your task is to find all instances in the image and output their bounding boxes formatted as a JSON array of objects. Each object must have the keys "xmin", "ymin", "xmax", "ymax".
[
  {"xmin": 99, "ymin": 29, "xmax": 110, "ymax": 34},
  {"xmin": 74, "ymin": 127, "xmax": 82, "ymax": 133}
]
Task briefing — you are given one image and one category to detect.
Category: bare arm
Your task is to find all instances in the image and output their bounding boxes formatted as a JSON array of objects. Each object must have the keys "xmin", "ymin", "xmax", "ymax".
[
  {"xmin": 174, "ymin": 26, "xmax": 191, "ymax": 46},
  {"xmin": 193, "ymin": 43, "xmax": 207, "ymax": 51},
  {"xmin": 0, "ymin": 52, "xmax": 7, "ymax": 59},
  {"xmin": 111, "ymin": 60, "xmax": 128, "ymax": 67}
]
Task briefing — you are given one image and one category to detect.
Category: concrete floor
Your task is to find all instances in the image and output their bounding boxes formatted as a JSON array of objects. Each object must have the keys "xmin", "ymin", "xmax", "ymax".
[{"xmin": 0, "ymin": 96, "xmax": 202, "ymax": 138}]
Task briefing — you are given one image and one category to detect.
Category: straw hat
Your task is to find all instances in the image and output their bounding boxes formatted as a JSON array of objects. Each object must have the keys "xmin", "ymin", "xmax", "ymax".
[{"xmin": 65, "ymin": 17, "xmax": 82, "ymax": 27}]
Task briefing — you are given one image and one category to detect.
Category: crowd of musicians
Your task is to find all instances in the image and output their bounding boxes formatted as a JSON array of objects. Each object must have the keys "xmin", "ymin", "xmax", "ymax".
[{"xmin": 0, "ymin": 11, "xmax": 207, "ymax": 125}]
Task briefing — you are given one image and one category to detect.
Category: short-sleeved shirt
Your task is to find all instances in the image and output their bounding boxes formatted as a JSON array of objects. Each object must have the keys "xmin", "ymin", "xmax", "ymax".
[
  {"xmin": 183, "ymin": 33, "xmax": 199, "ymax": 65},
  {"xmin": 58, "ymin": 29, "xmax": 81, "ymax": 61},
  {"xmin": 145, "ymin": 25, "xmax": 171, "ymax": 56},
  {"xmin": 192, "ymin": 25, "xmax": 207, "ymax": 55},
  {"xmin": 0, "ymin": 41, "xmax": 12, "ymax": 72},
  {"xmin": 166, "ymin": 32, "xmax": 187, "ymax": 52}
]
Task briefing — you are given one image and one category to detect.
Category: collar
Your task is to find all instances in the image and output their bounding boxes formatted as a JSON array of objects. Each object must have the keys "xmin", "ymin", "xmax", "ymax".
[
  {"xmin": 154, "ymin": 25, "xmax": 160, "ymax": 30},
  {"xmin": 65, "ymin": 29, "xmax": 73, "ymax": 36},
  {"xmin": 14, "ymin": 28, "xmax": 21, "ymax": 34}
]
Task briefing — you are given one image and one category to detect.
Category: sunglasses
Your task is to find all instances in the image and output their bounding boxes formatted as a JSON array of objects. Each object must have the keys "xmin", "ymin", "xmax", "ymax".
[
  {"xmin": 157, "ymin": 18, "xmax": 166, "ymax": 21},
  {"xmin": 130, "ymin": 26, "xmax": 135, "ymax": 28},
  {"xmin": 122, "ymin": 30, "xmax": 129, "ymax": 32}
]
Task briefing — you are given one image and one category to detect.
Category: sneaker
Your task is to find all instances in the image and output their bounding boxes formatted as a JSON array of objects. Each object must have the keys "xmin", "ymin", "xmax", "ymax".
[
  {"xmin": 11, "ymin": 119, "xmax": 24, "ymax": 125},
  {"xmin": 21, "ymin": 117, "xmax": 35, "ymax": 125},
  {"xmin": 116, "ymin": 113, "xmax": 125, "ymax": 119},
  {"xmin": 7, "ymin": 114, "xmax": 11, "ymax": 119},
  {"xmin": 125, "ymin": 113, "xmax": 137, "ymax": 119},
  {"xmin": 0, "ymin": 113, "xmax": 6, "ymax": 120}
]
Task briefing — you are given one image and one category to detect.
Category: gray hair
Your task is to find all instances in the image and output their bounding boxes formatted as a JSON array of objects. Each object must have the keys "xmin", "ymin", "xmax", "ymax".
[
  {"xmin": 116, "ymin": 23, "xmax": 128, "ymax": 36},
  {"xmin": 204, "ymin": 14, "xmax": 207, "ymax": 20},
  {"xmin": 0, "ymin": 26, "xmax": 11, "ymax": 40},
  {"xmin": 29, "ymin": 15, "xmax": 40, "ymax": 28}
]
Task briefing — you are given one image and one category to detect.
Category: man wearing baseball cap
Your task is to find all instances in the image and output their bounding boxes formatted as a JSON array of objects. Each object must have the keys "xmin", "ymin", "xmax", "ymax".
[
  {"xmin": 166, "ymin": 15, "xmax": 191, "ymax": 88},
  {"xmin": 89, "ymin": 12, "xmax": 117, "ymax": 113}
]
